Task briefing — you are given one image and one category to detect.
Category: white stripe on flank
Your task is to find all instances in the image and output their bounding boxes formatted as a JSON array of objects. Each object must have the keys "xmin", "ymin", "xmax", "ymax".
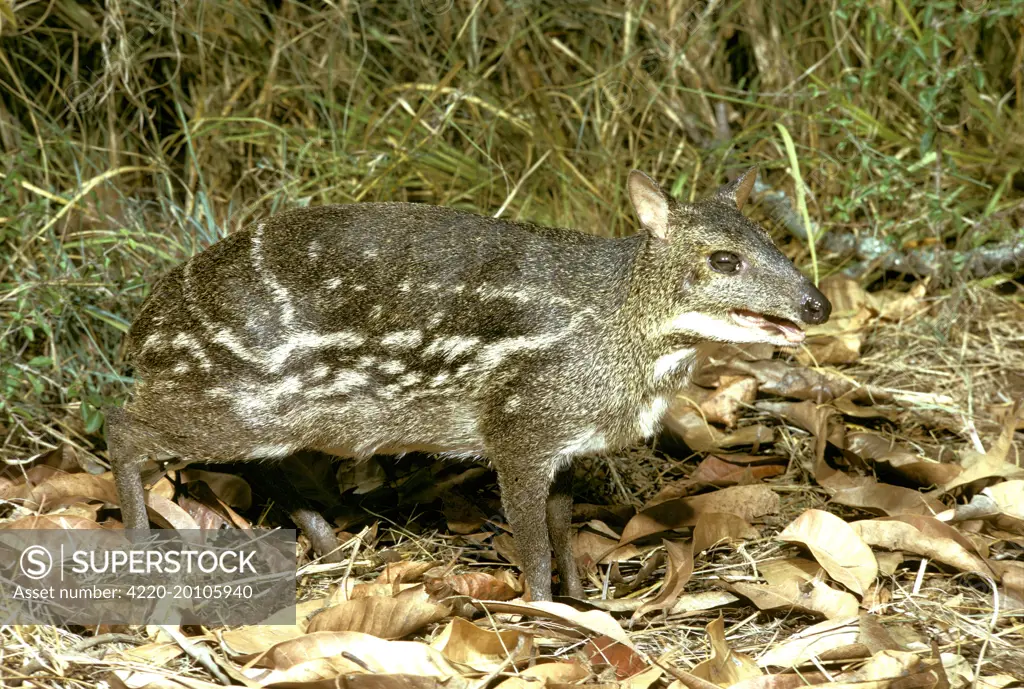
[
  {"xmin": 266, "ymin": 331, "xmax": 366, "ymax": 371},
  {"xmin": 251, "ymin": 221, "xmax": 296, "ymax": 326}
]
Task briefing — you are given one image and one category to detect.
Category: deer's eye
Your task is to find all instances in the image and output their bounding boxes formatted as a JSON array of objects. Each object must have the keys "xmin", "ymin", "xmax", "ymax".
[{"xmin": 709, "ymin": 251, "xmax": 742, "ymax": 274}]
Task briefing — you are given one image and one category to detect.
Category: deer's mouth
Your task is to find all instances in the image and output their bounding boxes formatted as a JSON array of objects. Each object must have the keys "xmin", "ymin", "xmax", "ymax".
[{"xmin": 729, "ymin": 309, "xmax": 806, "ymax": 344}]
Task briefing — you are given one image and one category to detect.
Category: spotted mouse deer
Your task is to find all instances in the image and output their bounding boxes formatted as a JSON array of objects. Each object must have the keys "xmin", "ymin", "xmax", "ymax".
[{"xmin": 107, "ymin": 168, "xmax": 830, "ymax": 600}]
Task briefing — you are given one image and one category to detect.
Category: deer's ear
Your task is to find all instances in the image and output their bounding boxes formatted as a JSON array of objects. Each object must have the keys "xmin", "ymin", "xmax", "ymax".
[
  {"xmin": 628, "ymin": 170, "xmax": 671, "ymax": 240},
  {"xmin": 716, "ymin": 167, "xmax": 758, "ymax": 210}
]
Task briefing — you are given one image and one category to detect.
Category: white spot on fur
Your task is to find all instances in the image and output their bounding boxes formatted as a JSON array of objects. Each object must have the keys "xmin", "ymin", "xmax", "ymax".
[
  {"xmin": 429, "ymin": 371, "xmax": 451, "ymax": 387},
  {"xmin": 399, "ymin": 373, "xmax": 422, "ymax": 386},
  {"xmin": 637, "ymin": 396, "xmax": 670, "ymax": 438},
  {"xmin": 381, "ymin": 330, "xmax": 424, "ymax": 349},
  {"xmin": 171, "ymin": 333, "xmax": 212, "ymax": 370},
  {"xmin": 307, "ymin": 370, "xmax": 371, "ymax": 398},
  {"xmin": 653, "ymin": 347, "xmax": 696, "ymax": 382},
  {"xmin": 379, "ymin": 360, "xmax": 406, "ymax": 375},
  {"xmin": 477, "ymin": 285, "xmax": 532, "ymax": 303},
  {"xmin": 380, "ymin": 384, "xmax": 402, "ymax": 399},
  {"xmin": 426, "ymin": 312, "xmax": 445, "ymax": 329},
  {"xmin": 356, "ymin": 355, "xmax": 376, "ymax": 368},
  {"xmin": 398, "ymin": 280, "xmax": 411, "ymax": 292},
  {"xmin": 370, "ymin": 305, "xmax": 383, "ymax": 320},
  {"xmin": 308, "ymin": 241, "xmax": 321, "ymax": 260},
  {"xmin": 504, "ymin": 395, "xmax": 521, "ymax": 412},
  {"xmin": 310, "ymin": 364, "xmax": 330, "ymax": 379},
  {"xmin": 141, "ymin": 332, "xmax": 167, "ymax": 352},
  {"xmin": 354, "ymin": 285, "xmax": 367, "ymax": 292},
  {"xmin": 227, "ymin": 376, "xmax": 305, "ymax": 418},
  {"xmin": 173, "ymin": 362, "xmax": 190, "ymax": 374},
  {"xmin": 268, "ymin": 375, "xmax": 304, "ymax": 400},
  {"xmin": 422, "ymin": 336, "xmax": 480, "ymax": 361},
  {"xmin": 326, "ymin": 277, "xmax": 343, "ymax": 290},
  {"xmin": 364, "ymin": 248, "xmax": 378, "ymax": 258}
]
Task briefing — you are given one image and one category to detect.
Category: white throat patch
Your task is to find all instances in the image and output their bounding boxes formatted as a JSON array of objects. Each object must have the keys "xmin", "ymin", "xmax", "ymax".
[{"xmin": 653, "ymin": 347, "xmax": 696, "ymax": 382}]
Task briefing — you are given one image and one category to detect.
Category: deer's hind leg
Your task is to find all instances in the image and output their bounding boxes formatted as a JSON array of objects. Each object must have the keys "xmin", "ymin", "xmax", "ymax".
[{"xmin": 105, "ymin": 406, "xmax": 165, "ymax": 535}]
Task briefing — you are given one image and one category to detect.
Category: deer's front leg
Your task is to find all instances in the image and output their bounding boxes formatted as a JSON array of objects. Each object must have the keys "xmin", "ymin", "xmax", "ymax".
[
  {"xmin": 547, "ymin": 462, "xmax": 583, "ymax": 598},
  {"xmin": 494, "ymin": 458, "xmax": 554, "ymax": 601}
]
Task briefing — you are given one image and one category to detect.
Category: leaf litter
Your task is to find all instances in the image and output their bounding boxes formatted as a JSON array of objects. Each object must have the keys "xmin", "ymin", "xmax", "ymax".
[{"xmin": 2, "ymin": 284, "xmax": 1023, "ymax": 687}]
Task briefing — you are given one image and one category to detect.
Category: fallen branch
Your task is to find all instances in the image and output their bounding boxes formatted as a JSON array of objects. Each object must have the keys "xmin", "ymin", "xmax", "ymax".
[{"xmin": 754, "ymin": 179, "xmax": 1024, "ymax": 280}]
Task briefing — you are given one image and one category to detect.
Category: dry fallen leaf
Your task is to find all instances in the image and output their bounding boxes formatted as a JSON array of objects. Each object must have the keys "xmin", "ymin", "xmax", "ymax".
[
  {"xmin": 845, "ymin": 432, "xmax": 961, "ymax": 487},
  {"xmin": 687, "ymin": 455, "xmax": 786, "ymax": 486},
  {"xmin": 219, "ymin": 625, "xmax": 306, "ymax": 660},
  {"xmin": 691, "ymin": 616, "xmax": 762, "ymax": 685},
  {"xmin": 850, "ymin": 518, "xmax": 993, "ymax": 577},
  {"xmin": 377, "ymin": 559, "xmax": 440, "ymax": 584},
  {"xmin": 663, "ymin": 405, "xmax": 775, "ymax": 453},
  {"xmin": 431, "ymin": 617, "xmax": 532, "ymax": 671},
  {"xmin": 583, "ymin": 634, "xmax": 647, "ymax": 680},
  {"xmin": 144, "ymin": 493, "xmax": 201, "ymax": 530},
  {"xmin": 472, "ymin": 599, "xmax": 637, "ymax": 650},
  {"xmin": 692, "ymin": 511, "xmax": 759, "ymax": 552},
  {"xmin": 573, "ymin": 528, "xmax": 642, "ymax": 569},
  {"xmin": 180, "ymin": 469, "xmax": 252, "ymax": 509},
  {"xmin": 731, "ymin": 557, "xmax": 859, "ymax": 621},
  {"xmin": 634, "ymin": 539, "xmax": 694, "ymax": 619},
  {"xmin": 830, "ymin": 477, "xmax": 945, "ymax": 517},
  {"xmin": 493, "ymin": 661, "xmax": 589, "ymax": 689},
  {"xmin": 306, "ymin": 596, "xmax": 450, "ymax": 639},
  {"xmin": 110, "ymin": 671, "xmax": 227, "ymax": 689},
  {"xmin": 0, "ymin": 514, "xmax": 103, "ymax": 529},
  {"xmin": 621, "ymin": 484, "xmax": 780, "ymax": 544},
  {"xmin": 254, "ymin": 630, "xmax": 469, "ymax": 678},
  {"xmin": 796, "ymin": 333, "xmax": 863, "ymax": 365},
  {"xmin": 976, "ymin": 674, "xmax": 1019, "ymax": 689},
  {"xmin": 777, "ymin": 509, "xmax": 878, "ymax": 596},
  {"xmin": 938, "ymin": 406, "xmax": 1024, "ymax": 495},
  {"xmin": 982, "ymin": 480, "xmax": 1024, "ymax": 534},
  {"xmin": 679, "ymin": 375, "xmax": 759, "ymax": 427},
  {"xmin": 841, "ymin": 649, "xmax": 945, "ymax": 686},
  {"xmin": 755, "ymin": 616, "xmax": 862, "ymax": 668},
  {"xmin": 425, "ymin": 571, "xmax": 519, "ymax": 601},
  {"xmin": 14, "ymin": 471, "xmax": 120, "ymax": 509},
  {"xmin": 698, "ymin": 358, "xmax": 855, "ymax": 403}
]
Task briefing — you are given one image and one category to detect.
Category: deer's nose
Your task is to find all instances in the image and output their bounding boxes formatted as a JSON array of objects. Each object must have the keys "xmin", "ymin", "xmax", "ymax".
[{"xmin": 800, "ymin": 286, "xmax": 831, "ymax": 325}]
